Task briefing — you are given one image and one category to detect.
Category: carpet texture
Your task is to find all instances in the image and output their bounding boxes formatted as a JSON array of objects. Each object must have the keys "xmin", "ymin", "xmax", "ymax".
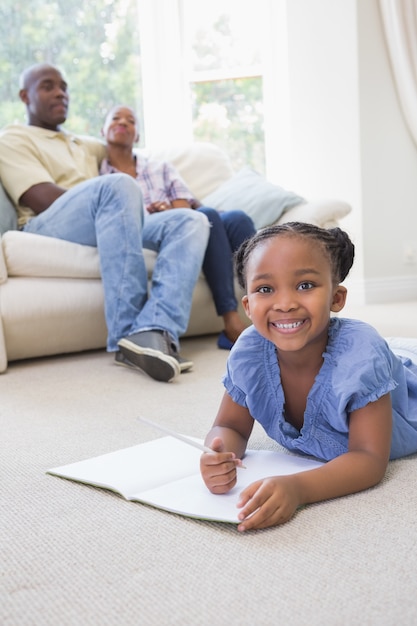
[{"xmin": 1, "ymin": 332, "xmax": 417, "ymax": 626}]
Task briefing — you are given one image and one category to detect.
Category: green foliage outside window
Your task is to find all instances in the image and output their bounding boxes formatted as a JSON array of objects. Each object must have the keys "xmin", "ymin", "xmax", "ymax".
[
  {"xmin": 192, "ymin": 77, "xmax": 265, "ymax": 174},
  {"xmin": 188, "ymin": 6, "xmax": 265, "ymax": 174},
  {"xmin": 0, "ymin": 0, "xmax": 265, "ymax": 173},
  {"xmin": 0, "ymin": 0, "xmax": 143, "ymax": 138}
]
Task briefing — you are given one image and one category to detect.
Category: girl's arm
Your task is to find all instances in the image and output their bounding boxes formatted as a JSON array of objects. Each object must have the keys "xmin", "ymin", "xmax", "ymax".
[
  {"xmin": 294, "ymin": 392, "xmax": 392, "ymax": 502},
  {"xmin": 200, "ymin": 392, "xmax": 254, "ymax": 494},
  {"xmin": 236, "ymin": 393, "xmax": 392, "ymax": 531}
]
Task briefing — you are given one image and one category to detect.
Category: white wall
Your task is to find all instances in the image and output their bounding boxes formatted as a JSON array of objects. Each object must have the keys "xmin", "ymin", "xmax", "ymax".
[
  {"xmin": 273, "ymin": 0, "xmax": 417, "ymax": 304},
  {"xmin": 357, "ymin": 0, "xmax": 417, "ymax": 301},
  {"xmin": 139, "ymin": 0, "xmax": 417, "ymax": 305}
]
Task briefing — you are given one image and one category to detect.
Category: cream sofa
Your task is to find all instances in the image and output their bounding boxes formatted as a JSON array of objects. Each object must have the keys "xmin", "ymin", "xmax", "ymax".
[{"xmin": 0, "ymin": 142, "xmax": 351, "ymax": 372}]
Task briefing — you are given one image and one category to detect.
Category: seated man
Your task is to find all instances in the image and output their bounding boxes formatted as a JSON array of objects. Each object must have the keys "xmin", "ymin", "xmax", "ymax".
[{"xmin": 0, "ymin": 63, "xmax": 210, "ymax": 382}]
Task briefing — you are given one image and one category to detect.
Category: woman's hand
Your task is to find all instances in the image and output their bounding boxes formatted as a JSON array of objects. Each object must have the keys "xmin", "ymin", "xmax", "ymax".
[
  {"xmin": 147, "ymin": 200, "xmax": 172, "ymax": 213},
  {"xmin": 236, "ymin": 475, "xmax": 301, "ymax": 532},
  {"xmin": 147, "ymin": 198, "xmax": 192, "ymax": 213}
]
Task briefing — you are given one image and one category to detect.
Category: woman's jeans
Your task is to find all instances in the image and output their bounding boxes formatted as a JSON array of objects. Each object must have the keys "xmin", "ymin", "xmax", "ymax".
[
  {"xmin": 197, "ymin": 207, "xmax": 256, "ymax": 316},
  {"xmin": 23, "ymin": 174, "xmax": 210, "ymax": 350}
]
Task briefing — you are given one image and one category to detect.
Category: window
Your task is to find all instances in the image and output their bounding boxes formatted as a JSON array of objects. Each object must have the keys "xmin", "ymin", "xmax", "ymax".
[
  {"xmin": 0, "ymin": 0, "xmax": 143, "ymax": 137},
  {"xmin": 1, "ymin": 0, "xmax": 282, "ymax": 176},
  {"xmin": 181, "ymin": 0, "xmax": 266, "ymax": 173}
]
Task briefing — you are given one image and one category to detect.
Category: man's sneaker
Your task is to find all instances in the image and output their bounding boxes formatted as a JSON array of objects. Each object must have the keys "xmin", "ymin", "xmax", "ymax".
[
  {"xmin": 117, "ymin": 330, "xmax": 183, "ymax": 382},
  {"xmin": 115, "ymin": 350, "xmax": 193, "ymax": 374},
  {"xmin": 176, "ymin": 354, "xmax": 193, "ymax": 373}
]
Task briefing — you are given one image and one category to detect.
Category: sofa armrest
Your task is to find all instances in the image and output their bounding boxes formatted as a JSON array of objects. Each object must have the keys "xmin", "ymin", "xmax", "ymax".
[
  {"xmin": 0, "ymin": 235, "xmax": 8, "ymax": 284},
  {"xmin": 278, "ymin": 199, "xmax": 352, "ymax": 229}
]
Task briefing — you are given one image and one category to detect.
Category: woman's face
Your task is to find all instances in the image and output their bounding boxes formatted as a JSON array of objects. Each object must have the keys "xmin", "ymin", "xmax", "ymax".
[{"xmin": 102, "ymin": 105, "xmax": 138, "ymax": 148}]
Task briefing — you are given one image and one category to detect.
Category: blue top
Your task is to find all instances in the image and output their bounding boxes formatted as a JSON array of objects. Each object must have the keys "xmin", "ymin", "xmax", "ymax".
[{"xmin": 223, "ymin": 318, "xmax": 417, "ymax": 461}]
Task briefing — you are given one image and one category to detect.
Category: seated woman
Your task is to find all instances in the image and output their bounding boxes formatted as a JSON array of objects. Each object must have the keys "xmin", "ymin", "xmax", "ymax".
[{"xmin": 100, "ymin": 104, "xmax": 256, "ymax": 349}]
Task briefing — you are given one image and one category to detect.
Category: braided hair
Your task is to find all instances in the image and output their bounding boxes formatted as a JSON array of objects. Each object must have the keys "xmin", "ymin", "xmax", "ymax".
[{"xmin": 235, "ymin": 222, "xmax": 355, "ymax": 290}]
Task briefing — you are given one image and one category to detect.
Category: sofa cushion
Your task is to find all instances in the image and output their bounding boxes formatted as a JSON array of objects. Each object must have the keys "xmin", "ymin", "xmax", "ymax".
[
  {"xmin": 2, "ymin": 230, "xmax": 159, "ymax": 279},
  {"xmin": 3, "ymin": 231, "xmax": 101, "ymax": 278},
  {"xmin": 201, "ymin": 166, "xmax": 305, "ymax": 229},
  {"xmin": 0, "ymin": 183, "xmax": 18, "ymax": 235}
]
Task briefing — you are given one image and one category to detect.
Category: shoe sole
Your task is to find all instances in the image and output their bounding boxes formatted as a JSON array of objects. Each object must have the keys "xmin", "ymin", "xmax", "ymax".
[
  {"xmin": 115, "ymin": 352, "xmax": 141, "ymax": 371},
  {"xmin": 116, "ymin": 350, "xmax": 192, "ymax": 374},
  {"xmin": 117, "ymin": 339, "xmax": 180, "ymax": 382}
]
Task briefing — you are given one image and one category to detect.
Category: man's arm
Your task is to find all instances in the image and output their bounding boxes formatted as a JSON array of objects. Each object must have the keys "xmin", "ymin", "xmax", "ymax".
[{"xmin": 19, "ymin": 182, "xmax": 67, "ymax": 214}]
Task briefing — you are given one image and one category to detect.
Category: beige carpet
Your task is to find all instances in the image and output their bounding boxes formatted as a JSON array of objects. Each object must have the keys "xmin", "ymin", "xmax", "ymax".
[{"xmin": 1, "ymin": 306, "xmax": 417, "ymax": 625}]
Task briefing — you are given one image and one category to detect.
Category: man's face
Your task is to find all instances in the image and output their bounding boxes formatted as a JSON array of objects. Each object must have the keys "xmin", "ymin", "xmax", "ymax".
[{"xmin": 20, "ymin": 66, "xmax": 69, "ymax": 130}]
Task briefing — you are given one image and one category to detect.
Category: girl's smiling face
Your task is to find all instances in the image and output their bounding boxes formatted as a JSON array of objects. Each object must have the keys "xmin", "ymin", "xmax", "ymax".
[{"xmin": 242, "ymin": 234, "xmax": 347, "ymax": 355}]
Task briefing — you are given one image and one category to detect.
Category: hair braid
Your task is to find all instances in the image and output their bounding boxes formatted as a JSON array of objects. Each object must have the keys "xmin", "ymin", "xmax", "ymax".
[{"xmin": 235, "ymin": 222, "xmax": 355, "ymax": 290}]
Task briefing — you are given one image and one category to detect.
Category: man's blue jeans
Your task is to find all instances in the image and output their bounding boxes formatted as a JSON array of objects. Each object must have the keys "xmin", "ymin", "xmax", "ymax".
[{"xmin": 23, "ymin": 174, "xmax": 210, "ymax": 350}]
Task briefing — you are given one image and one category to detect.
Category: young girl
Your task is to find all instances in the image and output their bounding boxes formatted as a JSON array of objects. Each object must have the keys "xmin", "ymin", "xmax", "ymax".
[{"xmin": 200, "ymin": 222, "xmax": 417, "ymax": 532}]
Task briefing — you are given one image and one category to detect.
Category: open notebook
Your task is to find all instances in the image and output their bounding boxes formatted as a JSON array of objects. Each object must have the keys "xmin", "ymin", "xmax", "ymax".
[{"xmin": 47, "ymin": 436, "xmax": 324, "ymax": 524}]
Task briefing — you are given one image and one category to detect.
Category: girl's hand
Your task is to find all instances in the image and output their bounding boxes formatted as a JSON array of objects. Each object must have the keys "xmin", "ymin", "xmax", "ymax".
[
  {"xmin": 236, "ymin": 475, "xmax": 301, "ymax": 531},
  {"xmin": 200, "ymin": 436, "xmax": 242, "ymax": 494}
]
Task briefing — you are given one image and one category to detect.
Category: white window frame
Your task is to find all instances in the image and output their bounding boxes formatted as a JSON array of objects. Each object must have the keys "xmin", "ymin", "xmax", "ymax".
[{"xmin": 137, "ymin": 0, "xmax": 290, "ymax": 182}]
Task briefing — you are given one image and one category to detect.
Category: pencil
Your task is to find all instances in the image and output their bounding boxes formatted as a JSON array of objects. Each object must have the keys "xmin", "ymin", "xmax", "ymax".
[{"xmin": 137, "ymin": 416, "xmax": 246, "ymax": 468}]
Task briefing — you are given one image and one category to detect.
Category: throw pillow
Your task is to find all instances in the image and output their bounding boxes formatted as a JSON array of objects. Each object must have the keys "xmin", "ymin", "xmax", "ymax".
[
  {"xmin": 201, "ymin": 166, "xmax": 305, "ymax": 230},
  {"xmin": 0, "ymin": 182, "xmax": 17, "ymax": 235}
]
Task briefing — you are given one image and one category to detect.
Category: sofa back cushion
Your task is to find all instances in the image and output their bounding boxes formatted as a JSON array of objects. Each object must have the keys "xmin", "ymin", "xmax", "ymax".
[
  {"xmin": 144, "ymin": 141, "xmax": 234, "ymax": 200},
  {"xmin": 202, "ymin": 166, "xmax": 305, "ymax": 229}
]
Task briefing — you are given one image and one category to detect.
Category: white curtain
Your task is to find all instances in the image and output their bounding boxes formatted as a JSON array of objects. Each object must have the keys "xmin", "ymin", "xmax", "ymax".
[{"xmin": 379, "ymin": 0, "xmax": 417, "ymax": 146}]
